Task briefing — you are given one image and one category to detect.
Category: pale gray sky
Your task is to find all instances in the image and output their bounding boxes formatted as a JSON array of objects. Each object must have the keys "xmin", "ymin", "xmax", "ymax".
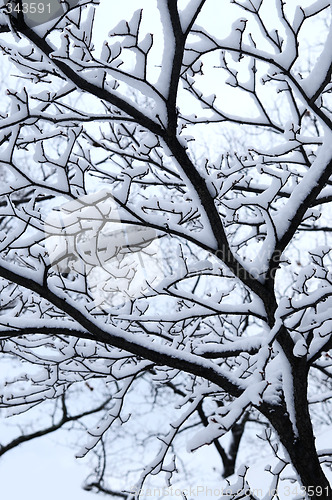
[{"xmin": 1, "ymin": 433, "xmax": 92, "ymax": 499}]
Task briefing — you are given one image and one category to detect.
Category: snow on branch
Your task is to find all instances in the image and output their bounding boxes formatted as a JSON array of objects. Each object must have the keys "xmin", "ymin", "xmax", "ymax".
[{"xmin": 0, "ymin": 0, "xmax": 331, "ymax": 497}]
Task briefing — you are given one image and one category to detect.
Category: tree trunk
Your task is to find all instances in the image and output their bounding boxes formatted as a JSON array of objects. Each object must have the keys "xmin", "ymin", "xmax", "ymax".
[
  {"xmin": 267, "ymin": 357, "xmax": 332, "ymax": 500},
  {"xmin": 287, "ymin": 440, "xmax": 332, "ymax": 500}
]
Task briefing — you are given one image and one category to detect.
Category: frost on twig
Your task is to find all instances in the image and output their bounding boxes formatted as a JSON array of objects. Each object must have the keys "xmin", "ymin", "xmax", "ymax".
[{"xmin": 0, "ymin": 0, "xmax": 331, "ymax": 498}]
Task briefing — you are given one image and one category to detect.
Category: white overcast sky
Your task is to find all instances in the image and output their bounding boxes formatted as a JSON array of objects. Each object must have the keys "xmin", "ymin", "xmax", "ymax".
[{"xmin": 1, "ymin": 433, "xmax": 92, "ymax": 499}]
